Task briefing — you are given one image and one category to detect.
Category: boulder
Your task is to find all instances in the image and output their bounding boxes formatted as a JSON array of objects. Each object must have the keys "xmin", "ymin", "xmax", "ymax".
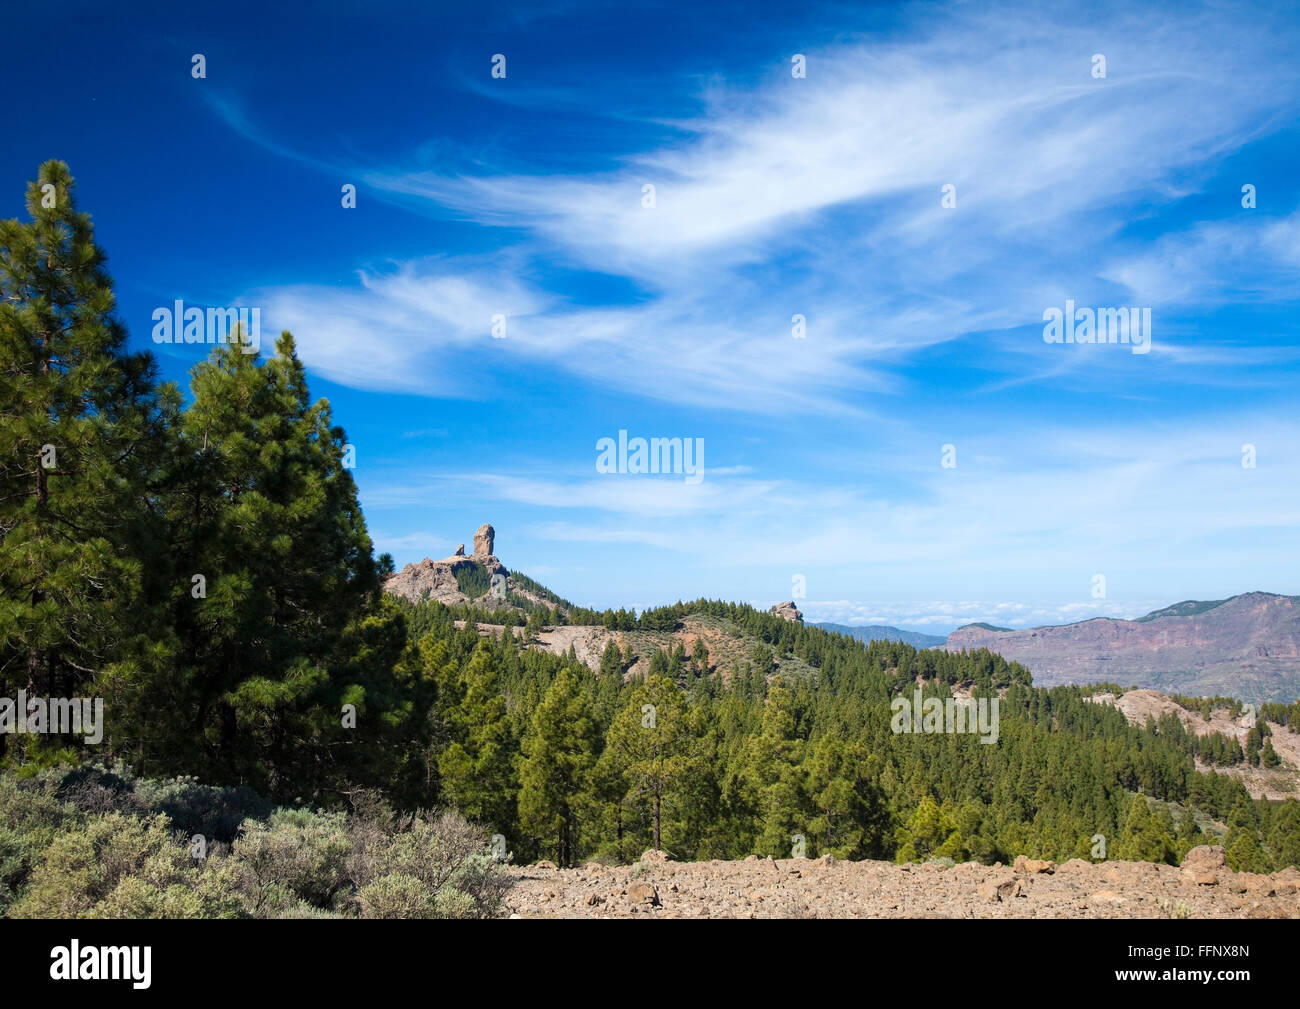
[
  {"xmin": 627, "ymin": 881, "xmax": 659, "ymax": 906},
  {"xmin": 770, "ymin": 601, "xmax": 803, "ymax": 623},
  {"xmin": 977, "ymin": 876, "xmax": 1019, "ymax": 902},
  {"xmin": 1181, "ymin": 845, "xmax": 1227, "ymax": 872},
  {"xmin": 474, "ymin": 523, "xmax": 495, "ymax": 558}
]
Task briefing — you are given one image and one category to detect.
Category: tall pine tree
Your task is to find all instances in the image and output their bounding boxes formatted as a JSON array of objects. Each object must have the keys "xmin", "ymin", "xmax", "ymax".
[
  {"xmin": 0, "ymin": 161, "xmax": 175, "ymax": 762},
  {"xmin": 517, "ymin": 666, "xmax": 598, "ymax": 866}
]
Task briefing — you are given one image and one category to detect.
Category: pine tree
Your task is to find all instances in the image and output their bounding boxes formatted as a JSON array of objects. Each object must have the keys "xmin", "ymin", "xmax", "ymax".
[
  {"xmin": 1226, "ymin": 830, "xmax": 1271, "ymax": 873},
  {"xmin": 517, "ymin": 667, "xmax": 598, "ymax": 866},
  {"xmin": 690, "ymin": 638, "xmax": 710, "ymax": 677},
  {"xmin": 601, "ymin": 675, "xmax": 696, "ymax": 853},
  {"xmin": 667, "ymin": 641, "xmax": 686, "ymax": 682},
  {"xmin": 1266, "ymin": 799, "xmax": 1300, "ymax": 870},
  {"xmin": 805, "ymin": 736, "xmax": 889, "ymax": 858},
  {"xmin": 896, "ymin": 794, "xmax": 962, "ymax": 863},
  {"xmin": 437, "ymin": 641, "xmax": 515, "ymax": 833},
  {"xmin": 598, "ymin": 639, "xmax": 623, "ymax": 680},
  {"xmin": 736, "ymin": 679, "xmax": 808, "ymax": 857},
  {"xmin": 163, "ymin": 330, "xmax": 403, "ymax": 796},
  {"xmin": 1114, "ymin": 794, "xmax": 1176, "ymax": 864},
  {"xmin": 0, "ymin": 160, "xmax": 175, "ymax": 760}
]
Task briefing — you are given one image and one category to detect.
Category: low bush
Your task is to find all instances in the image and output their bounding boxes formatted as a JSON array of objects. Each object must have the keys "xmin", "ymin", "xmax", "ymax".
[{"xmin": 1, "ymin": 769, "xmax": 510, "ymax": 919}]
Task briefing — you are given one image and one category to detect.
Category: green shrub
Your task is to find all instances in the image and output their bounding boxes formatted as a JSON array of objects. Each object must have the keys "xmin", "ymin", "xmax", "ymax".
[
  {"xmin": 233, "ymin": 809, "xmax": 352, "ymax": 915},
  {"xmin": 348, "ymin": 807, "xmax": 508, "ymax": 919},
  {"xmin": 1, "ymin": 769, "xmax": 510, "ymax": 920},
  {"xmin": 132, "ymin": 775, "xmax": 272, "ymax": 843},
  {"xmin": 10, "ymin": 812, "xmax": 244, "ymax": 918},
  {"xmin": 0, "ymin": 775, "xmax": 82, "ymax": 913},
  {"xmin": 357, "ymin": 873, "xmax": 433, "ymax": 918}
]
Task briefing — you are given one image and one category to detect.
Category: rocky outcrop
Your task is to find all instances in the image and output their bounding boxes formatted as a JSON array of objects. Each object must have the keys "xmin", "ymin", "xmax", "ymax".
[
  {"xmin": 384, "ymin": 525, "xmax": 508, "ymax": 605},
  {"xmin": 770, "ymin": 601, "xmax": 803, "ymax": 623}
]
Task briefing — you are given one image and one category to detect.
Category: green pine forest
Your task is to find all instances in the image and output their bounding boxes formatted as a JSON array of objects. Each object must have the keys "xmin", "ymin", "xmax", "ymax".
[{"xmin": 2, "ymin": 163, "xmax": 1297, "ymax": 916}]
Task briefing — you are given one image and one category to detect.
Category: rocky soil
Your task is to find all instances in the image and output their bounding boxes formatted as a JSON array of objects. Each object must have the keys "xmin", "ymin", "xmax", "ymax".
[{"xmin": 503, "ymin": 846, "xmax": 1300, "ymax": 919}]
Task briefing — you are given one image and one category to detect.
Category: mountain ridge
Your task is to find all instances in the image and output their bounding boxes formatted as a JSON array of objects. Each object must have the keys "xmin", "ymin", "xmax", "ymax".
[
  {"xmin": 812, "ymin": 622, "xmax": 948, "ymax": 649},
  {"xmin": 945, "ymin": 591, "xmax": 1300, "ymax": 704},
  {"xmin": 384, "ymin": 533, "xmax": 1299, "ymax": 706}
]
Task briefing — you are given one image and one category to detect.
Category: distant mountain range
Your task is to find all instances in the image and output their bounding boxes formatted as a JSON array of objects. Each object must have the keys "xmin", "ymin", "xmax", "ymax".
[
  {"xmin": 942, "ymin": 592, "xmax": 1300, "ymax": 704},
  {"xmin": 812, "ymin": 623, "xmax": 948, "ymax": 649},
  {"xmin": 387, "ymin": 536, "xmax": 1299, "ymax": 705}
]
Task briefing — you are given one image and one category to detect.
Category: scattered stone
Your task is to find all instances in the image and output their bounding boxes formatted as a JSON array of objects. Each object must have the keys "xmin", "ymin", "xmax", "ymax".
[
  {"xmin": 978, "ymin": 877, "xmax": 1018, "ymax": 902},
  {"xmin": 1181, "ymin": 845, "xmax": 1227, "ymax": 872},
  {"xmin": 502, "ymin": 850, "xmax": 1300, "ymax": 919}
]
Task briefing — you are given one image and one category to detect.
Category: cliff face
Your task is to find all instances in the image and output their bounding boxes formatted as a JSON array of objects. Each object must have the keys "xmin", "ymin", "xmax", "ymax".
[{"xmin": 943, "ymin": 592, "xmax": 1300, "ymax": 703}]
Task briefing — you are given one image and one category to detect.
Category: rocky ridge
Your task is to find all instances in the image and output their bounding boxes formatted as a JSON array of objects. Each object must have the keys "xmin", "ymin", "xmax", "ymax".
[
  {"xmin": 943, "ymin": 592, "xmax": 1300, "ymax": 704},
  {"xmin": 384, "ymin": 523, "xmax": 510, "ymax": 606}
]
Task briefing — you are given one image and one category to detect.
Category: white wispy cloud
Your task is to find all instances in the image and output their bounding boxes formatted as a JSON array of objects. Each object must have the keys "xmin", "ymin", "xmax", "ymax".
[
  {"xmin": 216, "ymin": 2, "xmax": 1300, "ymax": 413},
  {"xmin": 798, "ymin": 598, "xmax": 1170, "ymax": 631},
  {"xmin": 366, "ymin": 412, "xmax": 1300, "ymax": 602}
]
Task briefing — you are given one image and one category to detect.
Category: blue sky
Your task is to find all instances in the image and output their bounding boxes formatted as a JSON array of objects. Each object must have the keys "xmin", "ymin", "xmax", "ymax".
[{"xmin": 5, "ymin": 0, "xmax": 1300, "ymax": 631}]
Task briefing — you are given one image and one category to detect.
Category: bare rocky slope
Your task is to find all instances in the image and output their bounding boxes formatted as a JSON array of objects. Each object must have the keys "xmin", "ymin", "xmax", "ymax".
[
  {"xmin": 943, "ymin": 592, "xmax": 1300, "ymax": 704},
  {"xmin": 504, "ymin": 846, "xmax": 1300, "ymax": 918}
]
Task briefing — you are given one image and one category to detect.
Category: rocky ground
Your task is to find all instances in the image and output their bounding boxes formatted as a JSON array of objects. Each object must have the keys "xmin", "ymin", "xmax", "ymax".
[{"xmin": 503, "ymin": 846, "xmax": 1300, "ymax": 918}]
